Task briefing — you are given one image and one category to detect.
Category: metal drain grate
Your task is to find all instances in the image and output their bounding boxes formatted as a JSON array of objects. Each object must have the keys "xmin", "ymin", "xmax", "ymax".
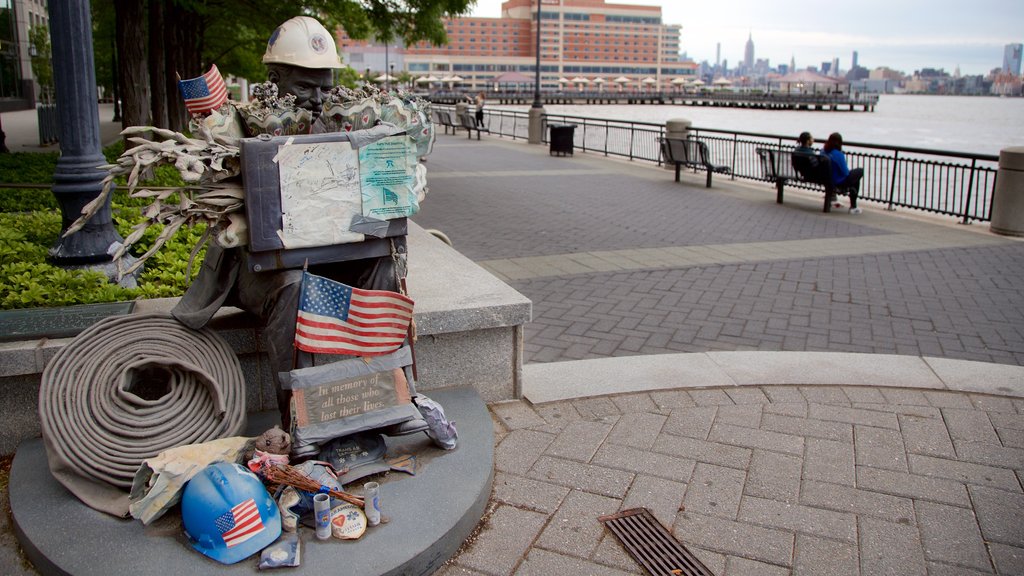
[{"xmin": 599, "ymin": 508, "xmax": 715, "ymax": 576}]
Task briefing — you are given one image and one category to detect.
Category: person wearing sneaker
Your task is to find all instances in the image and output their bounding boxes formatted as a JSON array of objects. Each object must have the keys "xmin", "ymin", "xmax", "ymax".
[{"xmin": 822, "ymin": 132, "xmax": 864, "ymax": 214}]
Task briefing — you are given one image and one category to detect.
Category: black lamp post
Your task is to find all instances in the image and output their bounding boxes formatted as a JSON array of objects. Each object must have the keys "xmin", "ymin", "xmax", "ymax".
[{"xmin": 532, "ymin": 0, "xmax": 542, "ymax": 108}]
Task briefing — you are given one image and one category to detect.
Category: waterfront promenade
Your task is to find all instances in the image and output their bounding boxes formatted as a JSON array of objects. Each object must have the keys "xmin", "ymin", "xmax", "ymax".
[{"xmin": 0, "ymin": 112, "xmax": 1021, "ymax": 575}]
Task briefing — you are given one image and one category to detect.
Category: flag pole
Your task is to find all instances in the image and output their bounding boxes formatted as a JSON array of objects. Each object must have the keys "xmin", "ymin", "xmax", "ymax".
[{"xmin": 401, "ymin": 277, "xmax": 419, "ymax": 381}]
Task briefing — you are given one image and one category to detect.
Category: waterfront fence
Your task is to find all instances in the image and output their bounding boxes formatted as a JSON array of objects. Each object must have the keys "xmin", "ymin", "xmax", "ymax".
[{"xmin": 437, "ymin": 105, "xmax": 999, "ymax": 223}]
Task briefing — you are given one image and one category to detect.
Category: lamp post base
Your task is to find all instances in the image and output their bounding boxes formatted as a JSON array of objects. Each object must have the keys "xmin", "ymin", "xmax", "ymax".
[{"xmin": 528, "ymin": 105, "xmax": 545, "ymax": 145}]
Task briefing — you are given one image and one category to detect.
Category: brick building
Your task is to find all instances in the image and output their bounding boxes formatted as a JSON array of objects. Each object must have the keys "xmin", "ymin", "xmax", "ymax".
[{"xmin": 337, "ymin": 0, "xmax": 696, "ymax": 92}]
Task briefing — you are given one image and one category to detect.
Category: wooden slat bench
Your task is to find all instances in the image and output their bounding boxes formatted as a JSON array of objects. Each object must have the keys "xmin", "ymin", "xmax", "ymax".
[
  {"xmin": 660, "ymin": 137, "xmax": 731, "ymax": 188},
  {"xmin": 756, "ymin": 148, "xmax": 845, "ymax": 213}
]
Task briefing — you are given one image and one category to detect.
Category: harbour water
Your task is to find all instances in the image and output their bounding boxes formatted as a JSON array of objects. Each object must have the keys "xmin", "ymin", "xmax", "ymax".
[{"xmin": 494, "ymin": 95, "xmax": 1024, "ymax": 157}]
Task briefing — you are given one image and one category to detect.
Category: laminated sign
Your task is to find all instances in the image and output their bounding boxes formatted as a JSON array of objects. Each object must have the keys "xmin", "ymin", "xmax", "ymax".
[{"xmin": 358, "ymin": 135, "xmax": 420, "ymax": 220}]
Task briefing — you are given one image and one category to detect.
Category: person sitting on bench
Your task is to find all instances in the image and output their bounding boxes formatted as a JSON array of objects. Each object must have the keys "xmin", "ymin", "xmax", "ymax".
[
  {"xmin": 791, "ymin": 131, "xmax": 837, "ymax": 202},
  {"xmin": 822, "ymin": 132, "xmax": 864, "ymax": 215}
]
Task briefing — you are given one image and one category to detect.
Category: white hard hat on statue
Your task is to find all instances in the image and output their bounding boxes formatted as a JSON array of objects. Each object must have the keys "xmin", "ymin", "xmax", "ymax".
[{"xmin": 262, "ymin": 16, "xmax": 343, "ymax": 69}]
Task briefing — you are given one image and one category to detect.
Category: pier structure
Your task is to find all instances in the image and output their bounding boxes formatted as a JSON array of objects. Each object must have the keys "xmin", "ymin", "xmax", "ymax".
[{"xmin": 430, "ymin": 91, "xmax": 879, "ymax": 112}]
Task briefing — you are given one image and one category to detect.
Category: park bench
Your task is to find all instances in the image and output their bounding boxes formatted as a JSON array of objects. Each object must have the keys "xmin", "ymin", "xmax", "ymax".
[
  {"xmin": 458, "ymin": 112, "xmax": 489, "ymax": 140},
  {"xmin": 756, "ymin": 148, "xmax": 841, "ymax": 213},
  {"xmin": 660, "ymin": 137, "xmax": 731, "ymax": 188},
  {"xmin": 433, "ymin": 110, "xmax": 459, "ymax": 135}
]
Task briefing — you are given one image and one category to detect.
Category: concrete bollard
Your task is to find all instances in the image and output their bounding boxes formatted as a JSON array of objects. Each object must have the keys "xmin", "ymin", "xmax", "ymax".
[
  {"xmin": 663, "ymin": 118, "xmax": 691, "ymax": 169},
  {"xmin": 990, "ymin": 146, "xmax": 1024, "ymax": 236}
]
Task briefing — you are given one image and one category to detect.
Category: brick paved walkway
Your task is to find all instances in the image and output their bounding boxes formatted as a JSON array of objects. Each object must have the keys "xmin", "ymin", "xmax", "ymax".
[
  {"xmin": 413, "ymin": 137, "xmax": 1024, "ymax": 367},
  {"xmin": 439, "ymin": 385, "xmax": 1024, "ymax": 576}
]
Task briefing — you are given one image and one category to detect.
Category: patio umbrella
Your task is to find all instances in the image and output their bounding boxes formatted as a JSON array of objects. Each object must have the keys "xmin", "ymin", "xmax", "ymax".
[
  {"xmin": 712, "ymin": 78, "xmax": 732, "ymax": 86},
  {"xmin": 558, "ymin": 77, "xmax": 570, "ymax": 84},
  {"xmin": 613, "ymin": 76, "xmax": 630, "ymax": 92},
  {"xmin": 449, "ymin": 75, "xmax": 464, "ymax": 82},
  {"xmin": 374, "ymin": 74, "xmax": 396, "ymax": 82},
  {"xmin": 571, "ymin": 77, "xmax": 589, "ymax": 91},
  {"xmin": 416, "ymin": 75, "xmax": 440, "ymax": 83},
  {"xmin": 593, "ymin": 77, "xmax": 606, "ymax": 91},
  {"xmin": 670, "ymin": 77, "xmax": 689, "ymax": 85}
]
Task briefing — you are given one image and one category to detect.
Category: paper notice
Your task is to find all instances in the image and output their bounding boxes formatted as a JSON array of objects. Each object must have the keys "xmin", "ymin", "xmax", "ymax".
[
  {"xmin": 358, "ymin": 136, "xmax": 420, "ymax": 219},
  {"xmin": 277, "ymin": 141, "xmax": 365, "ymax": 248}
]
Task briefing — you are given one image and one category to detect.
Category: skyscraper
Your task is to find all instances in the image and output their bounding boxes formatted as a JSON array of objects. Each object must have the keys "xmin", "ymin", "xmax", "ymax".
[
  {"xmin": 1004, "ymin": 43, "xmax": 1023, "ymax": 75},
  {"xmin": 852, "ymin": 51, "xmax": 858, "ymax": 69},
  {"xmin": 744, "ymin": 33, "xmax": 754, "ymax": 71}
]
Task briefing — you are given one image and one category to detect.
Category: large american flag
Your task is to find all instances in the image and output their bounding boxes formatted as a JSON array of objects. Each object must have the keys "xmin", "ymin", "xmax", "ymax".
[
  {"xmin": 295, "ymin": 271, "xmax": 414, "ymax": 357},
  {"xmin": 178, "ymin": 64, "xmax": 228, "ymax": 115},
  {"xmin": 214, "ymin": 498, "xmax": 265, "ymax": 548}
]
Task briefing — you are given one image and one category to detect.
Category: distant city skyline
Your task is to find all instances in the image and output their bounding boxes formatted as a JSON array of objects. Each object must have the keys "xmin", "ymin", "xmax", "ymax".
[{"xmin": 468, "ymin": 0, "xmax": 1023, "ymax": 76}]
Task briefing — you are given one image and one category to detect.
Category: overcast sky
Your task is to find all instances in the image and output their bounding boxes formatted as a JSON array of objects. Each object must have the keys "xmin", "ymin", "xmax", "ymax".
[{"xmin": 468, "ymin": 0, "xmax": 1023, "ymax": 75}]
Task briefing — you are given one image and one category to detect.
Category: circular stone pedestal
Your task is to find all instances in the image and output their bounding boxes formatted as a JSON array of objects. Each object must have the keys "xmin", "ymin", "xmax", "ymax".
[{"xmin": 11, "ymin": 387, "xmax": 492, "ymax": 576}]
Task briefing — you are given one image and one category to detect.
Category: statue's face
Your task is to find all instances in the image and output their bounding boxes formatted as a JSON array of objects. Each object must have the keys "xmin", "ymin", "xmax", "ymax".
[{"xmin": 270, "ymin": 66, "xmax": 334, "ymax": 119}]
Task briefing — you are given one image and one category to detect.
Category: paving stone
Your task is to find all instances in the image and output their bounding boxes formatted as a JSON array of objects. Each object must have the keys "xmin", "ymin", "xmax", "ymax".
[
  {"xmin": 514, "ymin": 547, "xmax": 638, "ymax": 576},
  {"xmin": 744, "ymin": 449, "xmax": 802, "ymax": 503},
  {"xmin": 491, "ymin": 401, "xmax": 548, "ymax": 430},
  {"xmin": 496, "ymin": 429, "xmax": 556, "ymax": 473},
  {"xmin": 621, "ymin": 475, "xmax": 686, "ymax": 528},
  {"xmin": 989, "ymin": 412, "xmax": 1024, "ymax": 431},
  {"xmin": 724, "ymin": 387, "xmax": 771, "ymax": 405},
  {"xmin": 762, "ymin": 386, "xmax": 805, "ymax": 404},
  {"xmin": 855, "ymin": 465, "xmax": 971, "ymax": 508},
  {"xmin": 456, "ymin": 504, "xmax": 550, "ymax": 575},
  {"xmin": 715, "ymin": 404, "xmax": 764, "ymax": 429},
  {"xmin": 592, "ymin": 442, "xmax": 695, "ymax": 484},
  {"xmin": 807, "ymin": 403, "xmax": 899, "ymax": 429},
  {"xmin": 997, "ymin": 427, "xmax": 1024, "ymax": 449},
  {"xmin": 924, "ymin": 562, "xmax": 993, "ymax": 576},
  {"xmin": 535, "ymin": 490, "xmax": 622, "ymax": 559},
  {"xmin": 688, "ymin": 546, "xmax": 727, "ymax": 576},
  {"xmin": 942, "ymin": 408, "xmax": 999, "ymax": 444},
  {"xmin": 953, "ymin": 440, "xmax": 1024, "ymax": 470},
  {"xmin": 683, "ymin": 463, "xmax": 746, "ymax": 519},
  {"xmin": 761, "ymin": 412, "xmax": 853, "ymax": 442},
  {"xmin": 492, "ymin": 471, "xmax": 570, "ymax": 514},
  {"xmin": 858, "ymin": 516, "xmax": 928, "ymax": 576},
  {"xmin": 763, "ymin": 401, "xmax": 809, "ymax": 417},
  {"xmin": 804, "ymin": 437, "xmax": 855, "ymax": 486},
  {"xmin": 852, "ymin": 402, "xmax": 942, "ymax": 418},
  {"xmin": 899, "ymin": 413, "xmax": 956, "ymax": 458},
  {"xmin": 607, "ymin": 412, "xmax": 667, "ymax": 450},
  {"xmin": 573, "ymin": 396, "xmax": 621, "ymax": 419},
  {"xmin": 689, "ymin": 389, "xmax": 736, "ymax": 406},
  {"xmin": 880, "ymin": 388, "xmax": 931, "ymax": 406},
  {"xmin": 800, "ymin": 479, "xmax": 914, "ymax": 524},
  {"xmin": 793, "ymin": 534, "xmax": 858, "ymax": 576},
  {"xmin": 545, "ymin": 420, "xmax": 613, "ymax": 462},
  {"xmin": 988, "ymin": 542, "xmax": 1024, "ymax": 576},
  {"xmin": 434, "ymin": 564, "xmax": 492, "ymax": 576},
  {"xmin": 969, "ymin": 485, "xmax": 1024, "ymax": 547},
  {"xmin": 653, "ymin": 434, "xmax": 752, "ymax": 470},
  {"xmin": 970, "ymin": 394, "xmax": 1018, "ymax": 413},
  {"xmin": 609, "ymin": 392, "xmax": 659, "ymax": 414},
  {"xmin": 854, "ymin": 425, "xmax": 908, "ymax": 472},
  {"xmin": 724, "ymin": 556, "xmax": 790, "ymax": 576},
  {"xmin": 842, "ymin": 386, "xmax": 887, "ymax": 404},
  {"xmin": 531, "ymin": 401, "xmax": 584, "ymax": 433},
  {"xmin": 738, "ymin": 495, "xmax": 857, "ymax": 543},
  {"xmin": 915, "ymin": 500, "xmax": 991, "ymax": 572},
  {"xmin": 590, "ymin": 533, "xmax": 643, "ymax": 574},
  {"xmin": 907, "ymin": 454, "xmax": 1021, "ymax": 492},
  {"xmin": 924, "ymin": 390, "xmax": 975, "ymax": 409},
  {"xmin": 662, "ymin": 406, "xmax": 717, "ymax": 440},
  {"xmin": 648, "ymin": 389, "xmax": 696, "ymax": 410},
  {"xmin": 674, "ymin": 511, "xmax": 794, "ymax": 567},
  {"xmin": 709, "ymin": 422, "xmax": 804, "ymax": 456},
  {"xmin": 528, "ymin": 455, "xmax": 635, "ymax": 498},
  {"xmin": 800, "ymin": 386, "xmax": 852, "ymax": 405}
]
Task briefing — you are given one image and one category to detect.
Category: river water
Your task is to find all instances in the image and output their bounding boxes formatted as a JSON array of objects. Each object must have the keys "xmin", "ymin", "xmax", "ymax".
[{"xmin": 493, "ymin": 95, "xmax": 1024, "ymax": 157}]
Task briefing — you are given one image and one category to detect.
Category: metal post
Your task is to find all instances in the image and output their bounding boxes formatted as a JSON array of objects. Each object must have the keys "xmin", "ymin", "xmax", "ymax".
[
  {"xmin": 385, "ymin": 41, "xmax": 389, "ymax": 91},
  {"xmin": 528, "ymin": 0, "xmax": 545, "ymax": 144},
  {"xmin": 961, "ymin": 159, "xmax": 977, "ymax": 224},
  {"xmin": 887, "ymin": 150, "xmax": 899, "ymax": 211},
  {"xmin": 47, "ymin": 0, "xmax": 131, "ymax": 280}
]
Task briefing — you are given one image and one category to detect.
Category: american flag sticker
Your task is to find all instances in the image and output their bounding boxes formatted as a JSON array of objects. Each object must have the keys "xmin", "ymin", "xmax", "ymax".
[{"xmin": 215, "ymin": 498, "xmax": 265, "ymax": 548}]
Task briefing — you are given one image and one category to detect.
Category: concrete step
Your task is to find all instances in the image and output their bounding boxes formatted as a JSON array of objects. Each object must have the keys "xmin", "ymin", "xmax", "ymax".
[{"xmin": 11, "ymin": 386, "xmax": 492, "ymax": 576}]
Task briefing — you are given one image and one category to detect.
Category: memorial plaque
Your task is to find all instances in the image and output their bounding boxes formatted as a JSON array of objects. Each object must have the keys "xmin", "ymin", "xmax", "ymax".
[
  {"xmin": 0, "ymin": 302, "xmax": 136, "ymax": 342},
  {"xmin": 291, "ymin": 368, "xmax": 412, "ymax": 428}
]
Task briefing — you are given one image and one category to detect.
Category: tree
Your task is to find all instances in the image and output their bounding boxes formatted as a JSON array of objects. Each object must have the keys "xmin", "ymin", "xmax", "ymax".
[
  {"xmin": 97, "ymin": 0, "xmax": 474, "ymax": 131},
  {"xmin": 28, "ymin": 25, "xmax": 53, "ymax": 102}
]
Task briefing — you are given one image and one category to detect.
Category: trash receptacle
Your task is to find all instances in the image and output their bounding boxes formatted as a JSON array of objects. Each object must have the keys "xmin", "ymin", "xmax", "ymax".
[{"xmin": 549, "ymin": 123, "xmax": 576, "ymax": 157}]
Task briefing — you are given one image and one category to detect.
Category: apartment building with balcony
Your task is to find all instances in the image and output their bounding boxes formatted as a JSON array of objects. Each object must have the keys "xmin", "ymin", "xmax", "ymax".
[{"xmin": 337, "ymin": 0, "xmax": 696, "ymax": 92}]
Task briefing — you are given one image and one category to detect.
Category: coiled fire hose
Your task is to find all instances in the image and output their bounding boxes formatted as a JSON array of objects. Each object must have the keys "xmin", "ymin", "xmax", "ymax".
[{"xmin": 39, "ymin": 313, "xmax": 247, "ymax": 517}]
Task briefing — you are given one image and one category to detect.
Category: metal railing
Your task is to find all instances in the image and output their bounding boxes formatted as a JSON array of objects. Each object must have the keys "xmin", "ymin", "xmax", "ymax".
[{"xmin": 435, "ymin": 106, "xmax": 1000, "ymax": 223}]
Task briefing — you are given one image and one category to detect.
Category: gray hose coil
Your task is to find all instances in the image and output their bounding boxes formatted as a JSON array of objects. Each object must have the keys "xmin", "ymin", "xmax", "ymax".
[{"xmin": 39, "ymin": 313, "xmax": 247, "ymax": 494}]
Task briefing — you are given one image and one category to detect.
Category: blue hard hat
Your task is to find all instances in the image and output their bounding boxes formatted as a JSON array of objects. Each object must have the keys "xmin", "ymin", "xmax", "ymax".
[{"xmin": 182, "ymin": 462, "xmax": 282, "ymax": 565}]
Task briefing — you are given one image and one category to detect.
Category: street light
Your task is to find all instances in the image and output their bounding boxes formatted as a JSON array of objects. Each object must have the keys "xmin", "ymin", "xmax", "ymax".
[{"xmin": 531, "ymin": 0, "xmax": 542, "ymax": 108}]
